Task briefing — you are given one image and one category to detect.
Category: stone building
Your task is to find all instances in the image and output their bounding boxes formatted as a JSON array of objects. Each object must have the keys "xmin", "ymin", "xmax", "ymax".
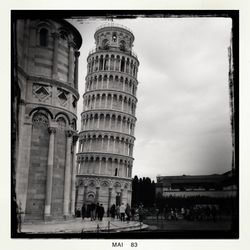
[
  {"xmin": 13, "ymin": 19, "xmax": 82, "ymax": 221},
  {"xmin": 76, "ymin": 24, "xmax": 139, "ymax": 213},
  {"xmin": 156, "ymin": 171, "xmax": 237, "ymax": 198}
]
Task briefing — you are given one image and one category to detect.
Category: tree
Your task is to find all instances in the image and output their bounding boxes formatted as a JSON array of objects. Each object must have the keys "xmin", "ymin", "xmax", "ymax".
[{"xmin": 132, "ymin": 175, "xmax": 156, "ymax": 207}]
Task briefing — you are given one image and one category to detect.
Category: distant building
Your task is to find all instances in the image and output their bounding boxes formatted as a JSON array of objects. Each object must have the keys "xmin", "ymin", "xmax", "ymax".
[
  {"xmin": 13, "ymin": 19, "xmax": 82, "ymax": 221},
  {"xmin": 156, "ymin": 171, "xmax": 237, "ymax": 198}
]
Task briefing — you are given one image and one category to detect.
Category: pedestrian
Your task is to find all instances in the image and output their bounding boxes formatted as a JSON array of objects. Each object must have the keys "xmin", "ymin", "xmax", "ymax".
[
  {"xmin": 95, "ymin": 203, "xmax": 100, "ymax": 220},
  {"xmin": 90, "ymin": 202, "xmax": 96, "ymax": 221},
  {"xmin": 81, "ymin": 204, "xmax": 86, "ymax": 221},
  {"xmin": 131, "ymin": 207, "xmax": 135, "ymax": 221},
  {"xmin": 99, "ymin": 204, "xmax": 105, "ymax": 221},
  {"xmin": 116, "ymin": 205, "xmax": 120, "ymax": 219},
  {"xmin": 120, "ymin": 203, "xmax": 126, "ymax": 222},
  {"xmin": 125, "ymin": 203, "xmax": 131, "ymax": 222},
  {"xmin": 110, "ymin": 204, "xmax": 116, "ymax": 219}
]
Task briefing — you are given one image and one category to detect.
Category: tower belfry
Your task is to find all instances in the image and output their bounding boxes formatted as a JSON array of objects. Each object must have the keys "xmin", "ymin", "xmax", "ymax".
[{"xmin": 76, "ymin": 24, "xmax": 139, "ymax": 212}]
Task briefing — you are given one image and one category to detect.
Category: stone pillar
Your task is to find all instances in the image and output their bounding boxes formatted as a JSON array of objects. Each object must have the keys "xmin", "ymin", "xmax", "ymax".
[
  {"xmin": 111, "ymin": 94, "xmax": 113, "ymax": 109},
  {"xmin": 117, "ymin": 161, "xmax": 120, "ymax": 176},
  {"xmin": 63, "ymin": 130, "xmax": 73, "ymax": 218},
  {"xmin": 121, "ymin": 98, "xmax": 124, "ymax": 112},
  {"xmin": 107, "ymin": 137, "xmax": 110, "ymax": 153},
  {"xmin": 74, "ymin": 51, "xmax": 80, "ymax": 90},
  {"xmin": 83, "ymin": 185, "xmax": 88, "ymax": 204},
  {"xmin": 70, "ymin": 134, "xmax": 78, "ymax": 216},
  {"xmin": 52, "ymin": 32, "xmax": 59, "ymax": 79},
  {"xmin": 108, "ymin": 57, "xmax": 111, "ymax": 70},
  {"xmin": 108, "ymin": 187, "xmax": 113, "ymax": 216},
  {"xmin": 120, "ymin": 188, "xmax": 123, "ymax": 204},
  {"xmin": 44, "ymin": 127, "xmax": 56, "ymax": 220},
  {"xmin": 95, "ymin": 186, "xmax": 100, "ymax": 203},
  {"xmin": 68, "ymin": 42, "xmax": 75, "ymax": 85},
  {"xmin": 105, "ymin": 160, "xmax": 108, "ymax": 175}
]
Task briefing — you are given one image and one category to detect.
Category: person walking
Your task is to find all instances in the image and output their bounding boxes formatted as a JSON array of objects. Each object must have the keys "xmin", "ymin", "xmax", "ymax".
[
  {"xmin": 116, "ymin": 205, "xmax": 120, "ymax": 220},
  {"xmin": 120, "ymin": 203, "xmax": 126, "ymax": 222},
  {"xmin": 99, "ymin": 204, "xmax": 105, "ymax": 221},
  {"xmin": 95, "ymin": 203, "xmax": 100, "ymax": 220},
  {"xmin": 81, "ymin": 204, "xmax": 86, "ymax": 221},
  {"xmin": 90, "ymin": 202, "xmax": 96, "ymax": 221},
  {"xmin": 110, "ymin": 204, "xmax": 116, "ymax": 219},
  {"xmin": 125, "ymin": 203, "xmax": 131, "ymax": 222}
]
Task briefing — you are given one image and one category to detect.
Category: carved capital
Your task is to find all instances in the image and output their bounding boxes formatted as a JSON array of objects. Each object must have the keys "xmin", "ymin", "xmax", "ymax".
[
  {"xmin": 48, "ymin": 127, "xmax": 56, "ymax": 134},
  {"xmin": 65, "ymin": 130, "xmax": 74, "ymax": 137}
]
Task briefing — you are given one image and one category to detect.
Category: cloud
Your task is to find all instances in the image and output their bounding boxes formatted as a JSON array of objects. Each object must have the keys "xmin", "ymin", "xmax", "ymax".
[{"xmin": 70, "ymin": 17, "xmax": 232, "ymax": 181}]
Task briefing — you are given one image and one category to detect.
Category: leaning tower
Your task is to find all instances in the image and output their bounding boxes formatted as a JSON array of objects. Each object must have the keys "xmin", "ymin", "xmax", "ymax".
[{"xmin": 76, "ymin": 24, "xmax": 139, "ymax": 214}]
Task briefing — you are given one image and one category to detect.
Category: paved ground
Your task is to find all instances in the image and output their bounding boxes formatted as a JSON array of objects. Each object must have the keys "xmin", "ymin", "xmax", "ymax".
[
  {"xmin": 21, "ymin": 217, "xmax": 147, "ymax": 234},
  {"xmin": 143, "ymin": 218, "xmax": 232, "ymax": 231}
]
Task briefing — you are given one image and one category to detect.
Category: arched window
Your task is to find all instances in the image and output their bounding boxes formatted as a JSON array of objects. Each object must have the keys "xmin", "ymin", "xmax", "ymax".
[
  {"xmin": 39, "ymin": 28, "xmax": 48, "ymax": 47},
  {"xmin": 102, "ymin": 39, "xmax": 109, "ymax": 50}
]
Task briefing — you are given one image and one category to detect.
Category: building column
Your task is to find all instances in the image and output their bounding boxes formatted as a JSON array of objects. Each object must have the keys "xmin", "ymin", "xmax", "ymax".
[
  {"xmin": 44, "ymin": 127, "xmax": 56, "ymax": 220},
  {"xmin": 83, "ymin": 185, "xmax": 88, "ymax": 204},
  {"xmin": 99, "ymin": 160, "xmax": 101, "ymax": 174},
  {"xmin": 120, "ymin": 189, "xmax": 123, "ymax": 204},
  {"xmin": 68, "ymin": 41, "xmax": 75, "ymax": 85},
  {"xmin": 108, "ymin": 57, "xmax": 111, "ymax": 70},
  {"xmin": 63, "ymin": 130, "xmax": 73, "ymax": 218},
  {"xmin": 52, "ymin": 32, "xmax": 60, "ymax": 79},
  {"xmin": 108, "ymin": 187, "xmax": 113, "ymax": 216},
  {"xmin": 117, "ymin": 161, "xmax": 120, "ymax": 176},
  {"xmin": 111, "ymin": 94, "xmax": 113, "ymax": 109},
  {"xmin": 95, "ymin": 186, "xmax": 100, "ymax": 203},
  {"xmin": 74, "ymin": 51, "xmax": 80, "ymax": 90},
  {"xmin": 107, "ymin": 137, "xmax": 110, "ymax": 153},
  {"xmin": 113, "ymin": 139, "xmax": 116, "ymax": 154},
  {"xmin": 70, "ymin": 134, "xmax": 78, "ymax": 216},
  {"xmin": 105, "ymin": 160, "xmax": 108, "ymax": 175}
]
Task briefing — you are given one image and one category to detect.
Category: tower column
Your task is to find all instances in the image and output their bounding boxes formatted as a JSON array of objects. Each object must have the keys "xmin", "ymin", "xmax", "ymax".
[
  {"xmin": 44, "ymin": 127, "xmax": 56, "ymax": 220},
  {"xmin": 120, "ymin": 188, "xmax": 123, "ymax": 204},
  {"xmin": 95, "ymin": 186, "xmax": 100, "ymax": 203},
  {"xmin": 63, "ymin": 130, "xmax": 73, "ymax": 218},
  {"xmin": 70, "ymin": 134, "xmax": 78, "ymax": 216},
  {"xmin": 52, "ymin": 32, "xmax": 59, "ymax": 79},
  {"xmin": 108, "ymin": 187, "xmax": 113, "ymax": 216},
  {"xmin": 74, "ymin": 51, "xmax": 80, "ymax": 89},
  {"xmin": 83, "ymin": 185, "xmax": 88, "ymax": 204}
]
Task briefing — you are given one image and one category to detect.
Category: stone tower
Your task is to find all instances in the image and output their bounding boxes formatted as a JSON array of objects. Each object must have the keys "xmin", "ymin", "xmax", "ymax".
[
  {"xmin": 76, "ymin": 24, "xmax": 139, "ymax": 214},
  {"xmin": 14, "ymin": 19, "xmax": 82, "ymax": 221}
]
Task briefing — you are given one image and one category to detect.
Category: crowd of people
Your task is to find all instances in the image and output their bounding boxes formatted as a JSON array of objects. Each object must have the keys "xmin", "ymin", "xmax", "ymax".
[
  {"xmin": 75, "ymin": 202, "xmax": 141, "ymax": 222},
  {"xmin": 153, "ymin": 204, "xmax": 219, "ymax": 222}
]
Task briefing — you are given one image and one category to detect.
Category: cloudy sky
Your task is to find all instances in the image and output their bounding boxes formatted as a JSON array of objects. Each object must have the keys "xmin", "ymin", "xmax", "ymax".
[{"xmin": 69, "ymin": 17, "xmax": 232, "ymax": 180}]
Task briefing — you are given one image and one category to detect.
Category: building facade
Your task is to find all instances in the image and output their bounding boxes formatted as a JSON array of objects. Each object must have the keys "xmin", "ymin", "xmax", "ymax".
[
  {"xmin": 156, "ymin": 171, "xmax": 237, "ymax": 198},
  {"xmin": 14, "ymin": 19, "xmax": 82, "ymax": 221},
  {"xmin": 76, "ymin": 24, "xmax": 139, "ymax": 213}
]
